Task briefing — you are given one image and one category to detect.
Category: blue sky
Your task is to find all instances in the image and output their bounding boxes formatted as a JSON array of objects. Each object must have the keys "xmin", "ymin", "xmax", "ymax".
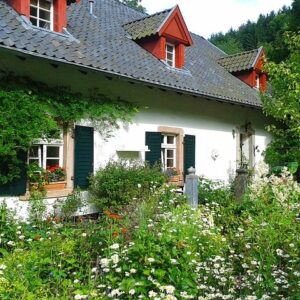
[{"xmin": 141, "ymin": 0, "xmax": 293, "ymax": 38}]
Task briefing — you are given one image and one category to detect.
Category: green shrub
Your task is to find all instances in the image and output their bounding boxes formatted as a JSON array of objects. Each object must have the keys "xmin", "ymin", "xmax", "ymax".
[
  {"xmin": 88, "ymin": 160, "xmax": 167, "ymax": 210},
  {"xmin": 60, "ymin": 190, "xmax": 83, "ymax": 219}
]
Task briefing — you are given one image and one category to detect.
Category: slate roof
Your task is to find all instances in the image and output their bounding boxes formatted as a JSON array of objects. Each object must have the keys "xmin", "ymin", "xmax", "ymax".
[
  {"xmin": 0, "ymin": 0, "xmax": 262, "ymax": 108},
  {"xmin": 218, "ymin": 48, "xmax": 262, "ymax": 73},
  {"xmin": 123, "ymin": 8, "xmax": 173, "ymax": 40}
]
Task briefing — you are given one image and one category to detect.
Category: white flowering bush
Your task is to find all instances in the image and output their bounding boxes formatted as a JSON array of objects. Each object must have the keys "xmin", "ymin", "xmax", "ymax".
[
  {"xmin": 249, "ymin": 162, "xmax": 300, "ymax": 210},
  {"xmin": 95, "ymin": 191, "xmax": 230, "ymax": 299}
]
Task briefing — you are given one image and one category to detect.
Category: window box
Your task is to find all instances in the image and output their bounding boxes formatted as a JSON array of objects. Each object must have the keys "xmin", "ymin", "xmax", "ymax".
[
  {"xmin": 44, "ymin": 181, "xmax": 67, "ymax": 191},
  {"xmin": 169, "ymin": 175, "xmax": 180, "ymax": 183}
]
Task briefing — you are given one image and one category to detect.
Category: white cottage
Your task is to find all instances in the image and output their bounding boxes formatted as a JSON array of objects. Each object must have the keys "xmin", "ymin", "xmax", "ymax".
[{"xmin": 0, "ymin": 0, "xmax": 271, "ymax": 203}]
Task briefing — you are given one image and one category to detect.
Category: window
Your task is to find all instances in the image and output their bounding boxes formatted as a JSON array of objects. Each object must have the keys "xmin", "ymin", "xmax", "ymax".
[
  {"xmin": 166, "ymin": 43, "xmax": 175, "ymax": 67},
  {"xmin": 236, "ymin": 124, "xmax": 255, "ymax": 169},
  {"xmin": 30, "ymin": 0, "xmax": 53, "ymax": 30},
  {"xmin": 161, "ymin": 134, "xmax": 176, "ymax": 169},
  {"xmin": 28, "ymin": 140, "xmax": 63, "ymax": 169},
  {"xmin": 255, "ymin": 73, "xmax": 260, "ymax": 89}
]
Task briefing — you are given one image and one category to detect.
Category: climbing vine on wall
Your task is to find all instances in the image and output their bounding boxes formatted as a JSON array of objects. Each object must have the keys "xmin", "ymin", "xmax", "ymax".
[{"xmin": 0, "ymin": 76, "xmax": 138, "ymax": 184}]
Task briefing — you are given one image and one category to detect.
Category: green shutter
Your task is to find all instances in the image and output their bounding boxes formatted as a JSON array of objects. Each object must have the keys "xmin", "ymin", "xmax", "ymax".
[
  {"xmin": 0, "ymin": 151, "xmax": 27, "ymax": 196},
  {"xmin": 145, "ymin": 132, "xmax": 162, "ymax": 166},
  {"xmin": 74, "ymin": 126, "xmax": 94, "ymax": 189},
  {"xmin": 184, "ymin": 135, "xmax": 196, "ymax": 175}
]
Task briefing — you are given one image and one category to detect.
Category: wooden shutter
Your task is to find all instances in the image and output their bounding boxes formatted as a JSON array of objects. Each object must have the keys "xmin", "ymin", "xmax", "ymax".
[
  {"xmin": 184, "ymin": 135, "xmax": 196, "ymax": 175},
  {"xmin": 0, "ymin": 151, "xmax": 27, "ymax": 196},
  {"xmin": 74, "ymin": 126, "xmax": 94, "ymax": 189},
  {"xmin": 145, "ymin": 132, "xmax": 162, "ymax": 166}
]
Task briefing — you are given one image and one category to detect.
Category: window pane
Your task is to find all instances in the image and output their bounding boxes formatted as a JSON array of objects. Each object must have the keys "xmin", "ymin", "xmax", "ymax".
[
  {"xmin": 40, "ymin": 0, "xmax": 51, "ymax": 10},
  {"xmin": 47, "ymin": 146, "xmax": 59, "ymax": 158},
  {"xmin": 167, "ymin": 136, "xmax": 175, "ymax": 144},
  {"xmin": 167, "ymin": 45, "xmax": 174, "ymax": 52},
  {"xmin": 39, "ymin": 20, "xmax": 51, "ymax": 29},
  {"xmin": 29, "ymin": 146, "xmax": 39, "ymax": 157},
  {"xmin": 166, "ymin": 60, "xmax": 173, "ymax": 66},
  {"xmin": 167, "ymin": 149, "xmax": 174, "ymax": 158},
  {"xmin": 39, "ymin": 9, "xmax": 51, "ymax": 21},
  {"xmin": 46, "ymin": 159, "xmax": 60, "ymax": 168},
  {"xmin": 29, "ymin": 159, "xmax": 39, "ymax": 165},
  {"xmin": 30, "ymin": 17, "xmax": 37, "ymax": 26},
  {"xmin": 30, "ymin": 6, "xmax": 37, "ymax": 17},
  {"xmin": 167, "ymin": 159, "xmax": 174, "ymax": 168},
  {"xmin": 30, "ymin": 0, "xmax": 38, "ymax": 6},
  {"xmin": 167, "ymin": 53, "xmax": 173, "ymax": 60}
]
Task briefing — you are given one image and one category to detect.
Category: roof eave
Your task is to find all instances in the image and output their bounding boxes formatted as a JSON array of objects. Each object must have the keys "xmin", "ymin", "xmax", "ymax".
[{"xmin": 0, "ymin": 45, "xmax": 262, "ymax": 109}]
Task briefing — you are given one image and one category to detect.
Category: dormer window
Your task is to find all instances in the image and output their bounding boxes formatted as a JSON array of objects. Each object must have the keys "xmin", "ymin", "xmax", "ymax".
[
  {"xmin": 30, "ymin": 0, "xmax": 53, "ymax": 30},
  {"xmin": 123, "ymin": 5, "xmax": 193, "ymax": 70},
  {"xmin": 218, "ymin": 47, "xmax": 267, "ymax": 92},
  {"xmin": 166, "ymin": 43, "xmax": 175, "ymax": 67}
]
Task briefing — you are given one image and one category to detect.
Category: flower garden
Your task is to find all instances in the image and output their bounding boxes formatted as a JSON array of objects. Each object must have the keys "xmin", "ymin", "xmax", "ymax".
[{"xmin": 0, "ymin": 162, "xmax": 300, "ymax": 299}]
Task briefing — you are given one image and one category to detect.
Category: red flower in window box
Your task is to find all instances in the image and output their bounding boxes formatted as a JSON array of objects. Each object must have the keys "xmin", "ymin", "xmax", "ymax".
[{"xmin": 46, "ymin": 165, "xmax": 66, "ymax": 182}]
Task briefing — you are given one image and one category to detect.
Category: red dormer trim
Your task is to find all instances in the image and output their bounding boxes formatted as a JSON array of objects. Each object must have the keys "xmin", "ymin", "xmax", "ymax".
[
  {"xmin": 54, "ymin": 0, "xmax": 67, "ymax": 32},
  {"xmin": 8, "ymin": 0, "xmax": 29, "ymax": 17}
]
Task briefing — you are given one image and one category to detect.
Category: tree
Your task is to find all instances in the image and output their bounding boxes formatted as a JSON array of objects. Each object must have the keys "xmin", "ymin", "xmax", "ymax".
[
  {"xmin": 209, "ymin": 1, "xmax": 299, "ymax": 62},
  {"xmin": 261, "ymin": 32, "xmax": 300, "ymax": 178},
  {"xmin": 290, "ymin": 0, "xmax": 300, "ymax": 31},
  {"xmin": 121, "ymin": 0, "xmax": 146, "ymax": 13}
]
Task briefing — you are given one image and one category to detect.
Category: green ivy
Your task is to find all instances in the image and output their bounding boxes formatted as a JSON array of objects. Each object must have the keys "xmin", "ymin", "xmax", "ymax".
[{"xmin": 0, "ymin": 76, "xmax": 138, "ymax": 184}]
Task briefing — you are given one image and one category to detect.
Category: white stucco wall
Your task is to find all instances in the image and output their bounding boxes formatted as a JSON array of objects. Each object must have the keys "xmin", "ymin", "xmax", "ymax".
[
  {"xmin": 0, "ymin": 192, "xmax": 98, "ymax": 221},
  {"xmin": 92, "ymin": 92, "xmax": 271, "ymax": 183}
]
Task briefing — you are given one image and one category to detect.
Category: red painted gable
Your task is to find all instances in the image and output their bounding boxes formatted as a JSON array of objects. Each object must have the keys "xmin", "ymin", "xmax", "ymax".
[{"xmin": 159, "ymin": 6, "xmax": 193, "ymax": 46}]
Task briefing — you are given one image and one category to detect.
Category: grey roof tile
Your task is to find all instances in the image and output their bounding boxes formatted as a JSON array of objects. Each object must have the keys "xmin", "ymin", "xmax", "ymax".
[
  {"xmin": 0, "ymin": 0, "xmax": 261, "ymax": 107},
  {"xmin": 123, "ymin": 8, "xmax": 172, "ymax": 40},
  {"xmin": 218, "ymin": 48, "xmax": 261, "ymax": 73}
]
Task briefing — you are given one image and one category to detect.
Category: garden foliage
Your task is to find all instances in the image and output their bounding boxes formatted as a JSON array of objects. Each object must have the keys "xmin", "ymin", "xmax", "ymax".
[
  {"xmin": 0, "ymin": 165, "xmax": 300, "ymax": 299},
  {"xmin": 261, "ymin": 32, "xmax": 300, "ymax": 179}
]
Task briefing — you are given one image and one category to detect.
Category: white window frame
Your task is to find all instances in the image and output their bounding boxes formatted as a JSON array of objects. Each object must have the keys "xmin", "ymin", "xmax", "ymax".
[
  {"xmin": 30, "ymin": 0, "xmax": 54, "ymax": 31},
  {"xmin": 236, "ymin": 125, "xmax": 255, "ymax": 169},
  {"xmin": 28, "ymin": 139, "xmax": 64, "ymax": 169},
  {"xmin": 161, "ymin": 134, "xmax": 177, "ymax": 170},
  {"xmin": 166, "ymin": 43, "xmax": 176, "ymax": 68},
  {"xmin": 255, "ymin": 73, "xmax": 260, "ymax": 89}
]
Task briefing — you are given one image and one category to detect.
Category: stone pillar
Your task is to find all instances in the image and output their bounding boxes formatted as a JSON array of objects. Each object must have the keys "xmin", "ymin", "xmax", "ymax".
[
  {"xmin": 185, "ymin": 167, "xmax": 198, "ymax": 208},
  {"xmin": 234, "ymin": 168, "xmax": 249, "ymax": 201}
]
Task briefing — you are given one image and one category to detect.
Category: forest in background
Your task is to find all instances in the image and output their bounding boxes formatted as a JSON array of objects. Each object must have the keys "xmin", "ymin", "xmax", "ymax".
[{"xmin": 209, "ymin": 0, "xmax": 300, "ymax": 62}]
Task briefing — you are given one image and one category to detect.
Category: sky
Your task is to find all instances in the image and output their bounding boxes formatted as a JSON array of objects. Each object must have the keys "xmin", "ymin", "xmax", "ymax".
[{"xmin": 140, "ymin": 0, "xmax": 294, "ymax": 38}]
